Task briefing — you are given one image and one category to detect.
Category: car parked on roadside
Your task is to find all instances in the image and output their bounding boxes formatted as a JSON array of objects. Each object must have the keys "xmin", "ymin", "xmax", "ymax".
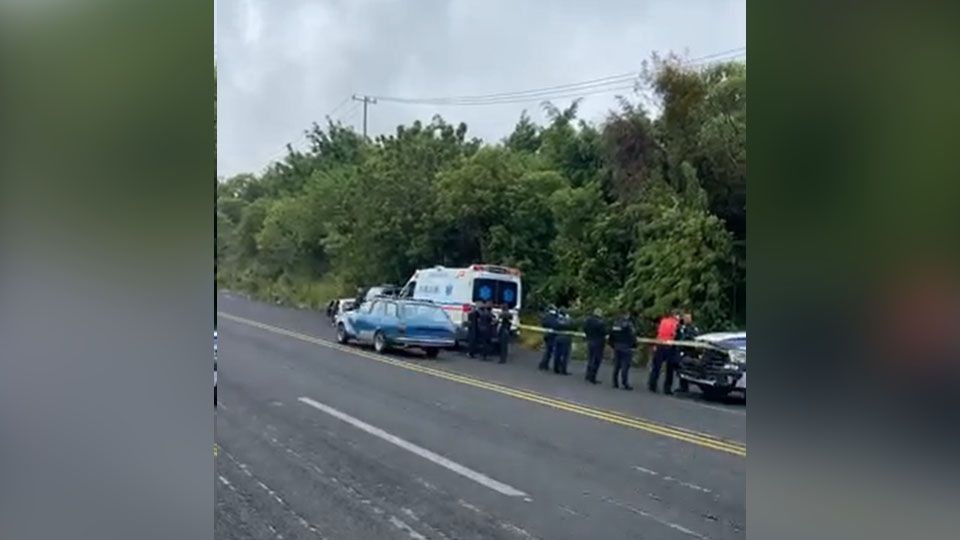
[
  {"xmin": 336, "ymin": 297, "xmax": 456, "ymax": 358},
  {"xmin": 327, "ymin": 298, "xmax": 357, "ymax": 325},
  {"xmin": 364, "ymin": 284, "xmax": 399, "ymax": 302},
  {"xmin": 677, "ymin": 332, "xmax": 746, "ymax": 400}
]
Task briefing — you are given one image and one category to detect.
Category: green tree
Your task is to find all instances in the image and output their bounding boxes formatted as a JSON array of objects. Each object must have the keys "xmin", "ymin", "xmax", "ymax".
[
  {"xmin": 434, "ymin": 147, "xmax": 564, "ymax": 299},
  {"xmin": 539, "ymin": 100, "xmax": 603, "ymax": 188},
  {"xmin": 621, "ymin": 182, "xmax": 734, "ymax": 331},
  {"xmin": 330, "ymin": 117, "xmax": 475, "ymax": 286},
  {"xmin": 544, "ymin": 183, "xmax": 640, "ymax": 310},
  {"xmin": 649, "ymin": 57, "xmax": 746, "ymax": 239},
  {"xmin": 504, "ymin": 111, "xmax": 541, "ymax": 153},
  {"xmin": 600, "ymin": 98, "xmax": 665, "ymax": 202},
  {"xmin": 692, "ymin": 62, "xmax": 746, "ymax": 239},
  {"xmin": 234, "ymin": 198, "xmax": 270, "ymax": 262}
]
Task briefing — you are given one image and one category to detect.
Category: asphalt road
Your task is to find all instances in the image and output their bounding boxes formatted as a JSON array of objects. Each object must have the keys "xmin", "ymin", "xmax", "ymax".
[{"xmin": 215, "ymin": 292, "xmax": 746, "ymax": 540}]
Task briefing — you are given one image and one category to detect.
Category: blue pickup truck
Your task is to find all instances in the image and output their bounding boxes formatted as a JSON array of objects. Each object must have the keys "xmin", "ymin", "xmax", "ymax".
[{"xmin": 336, "ymin": 297, "xmax": 456, "ymax": 358}]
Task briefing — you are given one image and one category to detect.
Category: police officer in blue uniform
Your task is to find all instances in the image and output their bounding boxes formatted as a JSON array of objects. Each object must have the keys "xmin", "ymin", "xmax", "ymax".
[
  {"xmin": 537, "ymin": 306, "xmax": 559, "ymax": 371},
  {"xmin": 466, "ymin": 305, "xmax": 480, "ymax": 358},
  {"xmin": 608, "ymin": 313, "xmax": 636, "ymax": 390},
  {"xmin": 582, "ymin": 308, "xmax": 606, "ymax": 384},
  {"xmin": 477, "ymin": 302, "xmax": 495, "ymax": 361},
  {"xmin": 497, "ymin": 306, "xmax": 511, "ymax": 364},
  {"xmin": 553, "ymin": 309, "xmax": 573, "ymax": 375}
]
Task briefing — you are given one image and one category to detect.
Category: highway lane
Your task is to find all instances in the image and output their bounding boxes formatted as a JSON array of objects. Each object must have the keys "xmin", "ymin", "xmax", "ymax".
[
  {"xmin": 218, "ymin": 292, "xmax": 747, "ymax": 440},
  {"xmin": 215, "ymin": 293, "xmax": 745, "ymax": 540}
]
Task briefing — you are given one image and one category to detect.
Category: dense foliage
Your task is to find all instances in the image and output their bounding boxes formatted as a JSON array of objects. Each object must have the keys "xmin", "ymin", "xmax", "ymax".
[{"xmin": 217, "ymin": 58, "xmax": 746, "ymax": 331}]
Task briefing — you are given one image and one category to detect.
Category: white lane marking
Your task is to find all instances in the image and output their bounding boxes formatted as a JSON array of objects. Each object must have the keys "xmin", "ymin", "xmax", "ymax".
[
  {"xmin": 500, "ymin": 521, "xmax": 538, "ymax": 540},
  {"xmin": 632, "ymin": 465, "xmax": 713, "ymax": 494},
  {"xmin": 218, "ymin": 475, "xmax": 235, "ymax": 491},
  {"xmin": 416, "ymin": 478, "xmax": 439, "ymax": 492},
  {"xmin": 221, "ymin": 449, "xmax": 325, "ymax": 538},
  {"xmin": 299, "ymin": 396, "xmax": 529, "ymax": 498},
  {"xmin": 457, "ymin": 499, "xmax": 483, "ymax": 514},
  {"xmin": 388, "ymin": 516, "xmax": 428, "ymax": 540},
  {"xmin": 633, "ymin": 466, "xmax": 659, "ymax": 476},
  {"xmin": 663, "ymin": 475, "xmax": 713, "ymax": 494},
  {"xmin": 400, "ymin": 508, "xmax": 453, "ymax": 540},
  {"xmin": 602, "ymin": 496, "xmax": 708, "ymax": 539},
  {"xmin": 261, "ymin": 433, "xmax": 448, "ymax": 540},
  {"xmin": 457, "ymin": 499, "xmax": 540, "ymax": 540}
]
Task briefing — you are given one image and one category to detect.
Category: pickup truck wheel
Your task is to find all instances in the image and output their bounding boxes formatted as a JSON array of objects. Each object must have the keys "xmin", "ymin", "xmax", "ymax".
[
  {"xmin": 424, "ymin": 347, "xmax": 439, "ymax": 359},
  {"xmin": 336, "ymin": 324, "xmax": 349, "ymax": 344},
  {"xmin": 373, "ymin": 331, "xmax": 387, "ymax": 354}
]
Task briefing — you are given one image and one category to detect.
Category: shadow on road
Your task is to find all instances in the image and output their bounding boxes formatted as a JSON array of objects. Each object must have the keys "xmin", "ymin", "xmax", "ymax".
[{"xmin": 675, "ymin": 390, "xmax": 747, "ymax": 407}]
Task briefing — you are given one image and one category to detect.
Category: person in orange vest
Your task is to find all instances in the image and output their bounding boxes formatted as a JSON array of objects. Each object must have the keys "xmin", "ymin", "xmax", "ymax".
[{"xmin": 648, "ymin": 309, "xmax": 681, "ymax": 394}]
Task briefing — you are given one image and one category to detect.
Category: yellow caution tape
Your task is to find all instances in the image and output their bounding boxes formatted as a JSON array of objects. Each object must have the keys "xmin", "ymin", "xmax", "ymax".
[{"xmin": 517, "ymin": 324, "xmax": 721, "ymax": 350}]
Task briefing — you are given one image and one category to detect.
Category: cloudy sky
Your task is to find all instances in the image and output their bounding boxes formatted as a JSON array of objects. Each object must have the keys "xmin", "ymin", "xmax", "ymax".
[{"xmin": 216, "ymin": 0, "xmax": 745, "ymax": 178}]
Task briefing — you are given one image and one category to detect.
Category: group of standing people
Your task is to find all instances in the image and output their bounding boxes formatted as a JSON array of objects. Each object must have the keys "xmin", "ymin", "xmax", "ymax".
[
  {"xmin": 647, "ymin": 310, "xmax": 699, "ymax": 394},
  {"xmin": 457, "ymin": 299, "xmax": 702, "ymax": 399},
  {"xmin": 538, "ymin": 306, "xmax": 698, "ymax": 394},
  {"xmin": 465, "ymin": 301, "xmax": 512, "ymax": 363}
]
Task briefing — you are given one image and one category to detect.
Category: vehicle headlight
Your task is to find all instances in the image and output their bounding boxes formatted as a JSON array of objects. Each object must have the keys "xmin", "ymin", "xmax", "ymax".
[{"xmin": 728, "ymin": 349, "xmax": 746, "ymax": 364}]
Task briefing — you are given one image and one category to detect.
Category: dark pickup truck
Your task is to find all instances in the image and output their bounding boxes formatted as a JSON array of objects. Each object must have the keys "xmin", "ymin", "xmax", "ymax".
[{"xmin": 677, "ymin": 332, "xmax": 746, "ymax": 399}]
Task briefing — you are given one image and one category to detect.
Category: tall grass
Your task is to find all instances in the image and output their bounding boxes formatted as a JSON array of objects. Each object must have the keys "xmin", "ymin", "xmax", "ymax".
[{"xmin": 218, "ymin": 270, "xmax": 346, "ymax": 311}]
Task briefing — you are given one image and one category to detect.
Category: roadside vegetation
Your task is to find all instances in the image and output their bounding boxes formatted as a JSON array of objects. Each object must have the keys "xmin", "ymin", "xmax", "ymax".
[{"xmin": 217, "ymin": 55, "xmax": 746, "ymax": 333}]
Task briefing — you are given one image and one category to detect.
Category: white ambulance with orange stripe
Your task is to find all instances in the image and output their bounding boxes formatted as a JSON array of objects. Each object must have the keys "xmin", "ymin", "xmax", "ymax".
[{"xmin": 399, "ymin": 264, "xmax": 522, "ymax": 344}]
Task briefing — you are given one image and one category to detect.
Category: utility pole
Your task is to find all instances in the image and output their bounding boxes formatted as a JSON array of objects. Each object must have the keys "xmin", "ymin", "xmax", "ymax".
[{"xmin": 351, "ymin": 94, "xmax": 377, "ymax": 138}]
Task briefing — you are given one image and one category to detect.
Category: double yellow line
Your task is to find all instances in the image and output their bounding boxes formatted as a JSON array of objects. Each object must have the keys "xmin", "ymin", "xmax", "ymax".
[{"xmin": 218, "ymin": 312, "xmax": 746, "ymax": 457}]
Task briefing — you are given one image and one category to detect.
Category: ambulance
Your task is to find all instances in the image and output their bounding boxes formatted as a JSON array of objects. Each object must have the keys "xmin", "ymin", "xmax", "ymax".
[{"xmin": 399, "ymin": 264, "xmax": 522, "ymax": 344}]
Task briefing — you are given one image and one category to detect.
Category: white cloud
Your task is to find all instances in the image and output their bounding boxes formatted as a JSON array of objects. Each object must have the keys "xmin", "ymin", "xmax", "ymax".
[
  {"xmin": 216, "ymin": 0, "xmax": 746, "ymax": 177},
  {"xmin": 241, "ymin": 0, "xmax": 263, "ymax": 45}
]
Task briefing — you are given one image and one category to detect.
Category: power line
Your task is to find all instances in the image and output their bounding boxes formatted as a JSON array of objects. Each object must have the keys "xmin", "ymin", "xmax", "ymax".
[
  {"xmin": 367, "ymin": 45, "xmax": 745, "ymax": 107},
  {"xmin": 373, "ymin": 84, "xmax": 638, "ymax": 106},
  {"xmin": 338, "ymin": 102, "xmax": 362, "ymax": 124},
  {"xmin": 325, "ymin": 95, "xmax": 352, "ymax": 118},
  {"xmin": 685, "ymin": 46, "xmax": 746, "ymax": 64},
  {"xmin": 374, "ymin": 72, "xmax": 639, "ymax": 104},
  {"xmin": 377, "ymin": 83, "xmax": 639, "ymax": 107},
  {"xmin": 373, "ymin": 77, "xmax": 640, "ymax": 105},
  {"xmin": 687, "ymin": 52, "xmax": 746, "ymax": 67}
]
